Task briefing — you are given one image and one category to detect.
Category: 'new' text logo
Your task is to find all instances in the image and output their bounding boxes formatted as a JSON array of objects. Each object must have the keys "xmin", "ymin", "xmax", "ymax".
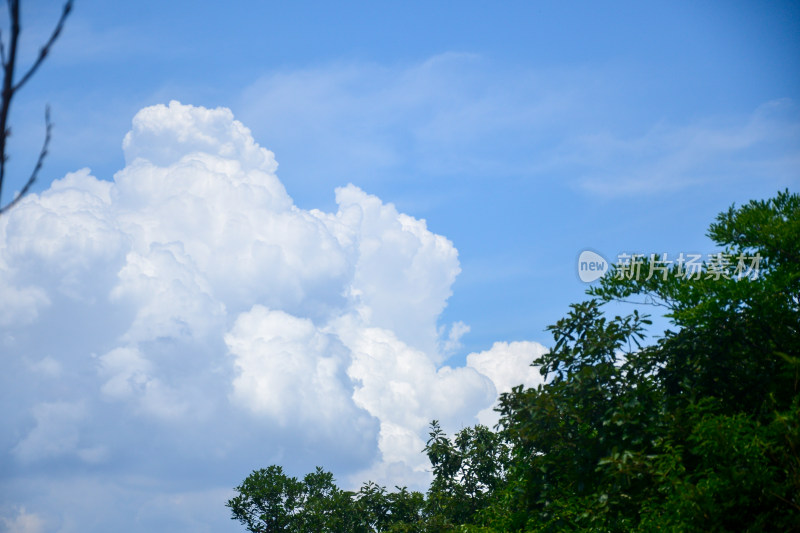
[{"xmin": 578, "ymin": 250, "xmax": 608, "ymax": 283}]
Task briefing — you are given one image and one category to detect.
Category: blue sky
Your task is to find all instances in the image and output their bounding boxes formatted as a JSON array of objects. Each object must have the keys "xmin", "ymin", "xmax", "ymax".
[{"xmin": 1, "ymin": 1, "xmax": 798, "ymax": 531}]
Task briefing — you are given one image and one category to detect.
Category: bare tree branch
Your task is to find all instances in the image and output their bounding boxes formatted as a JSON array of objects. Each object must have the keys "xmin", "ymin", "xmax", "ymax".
[
  {"xmin": 0, "ymin": 105, "xmax": 49, "ymax": 215},
  {"xmin": 0, "ymin": 0, "xmax": 72, "ymax": 215},
  {"xmin": 13, "ymin": 0, "xmax": 72, "ymax": 92},
  {"xmin": 0, "ymin": 30, "xmax": 6, "ymax": 67}
]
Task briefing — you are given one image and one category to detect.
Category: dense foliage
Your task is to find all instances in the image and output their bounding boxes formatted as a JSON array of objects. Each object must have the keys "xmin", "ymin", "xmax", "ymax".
[{"xmin": 228, "ymin": 190, "xmax": 800, "ymax": 532}]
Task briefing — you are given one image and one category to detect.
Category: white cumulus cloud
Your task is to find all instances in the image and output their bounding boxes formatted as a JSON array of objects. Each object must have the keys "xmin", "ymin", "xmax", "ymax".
[
  {"xmin": 226, "ymin": 305, "xmax": 367, "ymax": 431},
  {"xmin": 0, "ymin": 101, "xmax": 547, "ymax": 527},
  {"xmin": 467, "ymin": 341, "xmax": 549, "ymax": 427}
]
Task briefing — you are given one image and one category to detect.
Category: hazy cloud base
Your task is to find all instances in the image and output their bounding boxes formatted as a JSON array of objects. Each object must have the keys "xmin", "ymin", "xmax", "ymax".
[{"xmin": 0, "ymin": 101, "xmax": 546, "ymax": 532}]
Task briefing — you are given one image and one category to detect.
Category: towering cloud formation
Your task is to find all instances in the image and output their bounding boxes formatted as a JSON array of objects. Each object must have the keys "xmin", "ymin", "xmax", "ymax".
[{"xmin": 0, "ymin": 101, "xmax": 546, "ymax": 527}]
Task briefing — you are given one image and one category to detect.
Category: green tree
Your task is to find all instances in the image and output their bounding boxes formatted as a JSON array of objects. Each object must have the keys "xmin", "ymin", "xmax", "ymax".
[
  {"xmin": 424, "ymin": 421, "xmax": 510, "ymax": 528},
  {"xmin": 227, "ymin": 465, "xmax": 305, "ymax": 533},
  {"xmin": 484, "ymin": 189, "xmax": 800, "ymax": 531},
  {"xmin": 228, "ymin": 465, "xmax": 427, "ymax": 532},
  {"xmin": 297, "ymin": 467, "xmax": 362, "ymax": 532},
  {"xmin": 491, "ymin": 301, "xmax": 659, "ymax": 531}
]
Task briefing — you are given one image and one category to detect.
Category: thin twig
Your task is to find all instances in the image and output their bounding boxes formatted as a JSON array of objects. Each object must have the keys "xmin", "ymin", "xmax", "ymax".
[
  {"xmin": 0, "ymin": 0, "xmax": 23, "ymax": 203},
  {"xmin": 0, "ymin": 105, "xmax": 49, "ymax": 215},
  {"xmin": 0, "ymin": 0, "xmax": 72, "ymax": 214},
  {"xmin": 768, "ymin": 489, "xmax": 800, "ymax": 513},
  {"xmin": 0, "ymin": 29, "xmax": 6, "ymax": 67},
  {"xmin": 13, "ymin": 0, "xmax": 72, "ymax": 92}
]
